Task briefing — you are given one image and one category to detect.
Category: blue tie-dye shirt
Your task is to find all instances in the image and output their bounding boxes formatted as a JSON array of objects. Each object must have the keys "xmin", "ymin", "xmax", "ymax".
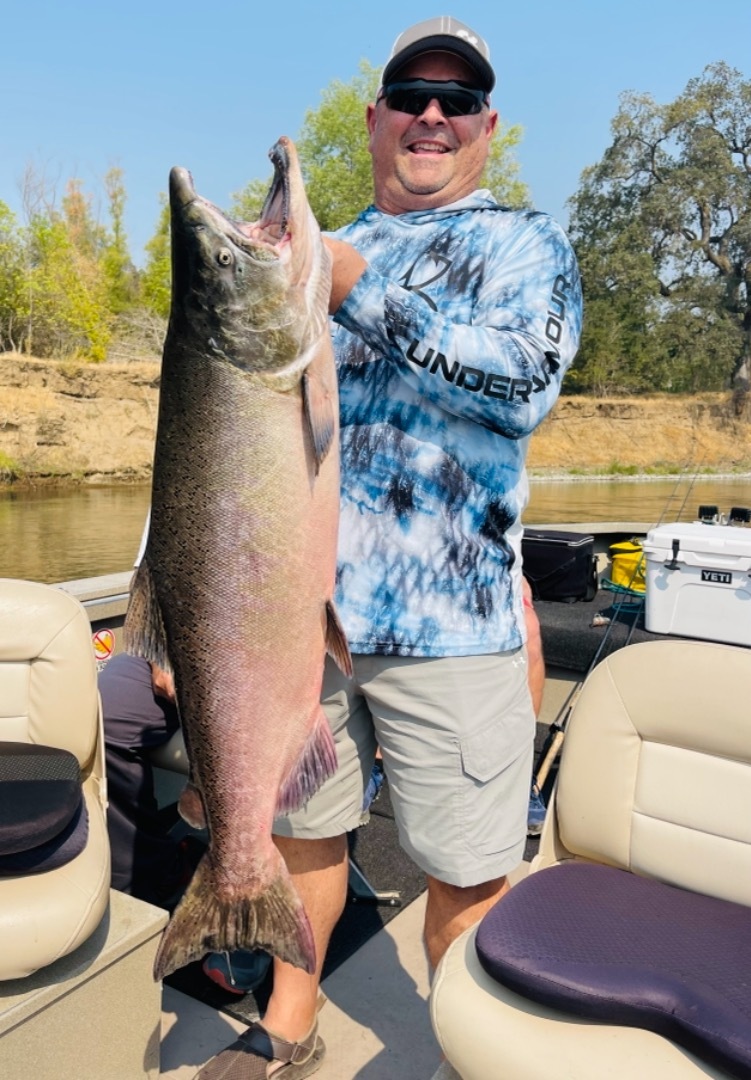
[{"xmin": 331, "ymin": 190, "xmax": 582, "ymax": 657}]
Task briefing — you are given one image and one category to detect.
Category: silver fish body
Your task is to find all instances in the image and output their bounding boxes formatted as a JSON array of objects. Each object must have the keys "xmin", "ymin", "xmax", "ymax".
[{"xmin": 124, "ymin": 137, "xmax": 350, "ymax": 980}]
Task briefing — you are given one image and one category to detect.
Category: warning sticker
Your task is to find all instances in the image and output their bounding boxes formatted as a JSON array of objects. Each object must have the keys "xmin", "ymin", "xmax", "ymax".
[{"xmin": 92, "ymin": 629, "xmax": 115, "ymax": 662}]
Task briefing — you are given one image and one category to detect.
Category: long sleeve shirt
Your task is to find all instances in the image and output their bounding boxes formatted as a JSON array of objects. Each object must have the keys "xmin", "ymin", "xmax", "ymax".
[{"xmin": 331, "ymin": 190, "xmax": 582, "ymax": 657}]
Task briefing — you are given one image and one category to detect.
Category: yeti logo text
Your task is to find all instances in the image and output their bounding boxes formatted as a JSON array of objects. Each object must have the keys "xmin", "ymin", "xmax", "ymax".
[{"xmin": 701, "ymin": 569, "xmax": 732, "ymax": 585}]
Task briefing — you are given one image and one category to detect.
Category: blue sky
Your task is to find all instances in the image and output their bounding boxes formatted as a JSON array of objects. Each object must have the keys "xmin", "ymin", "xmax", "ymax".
[{"xmin": 2, "ymin": 1, "xmax": 749, "ymax": 267}]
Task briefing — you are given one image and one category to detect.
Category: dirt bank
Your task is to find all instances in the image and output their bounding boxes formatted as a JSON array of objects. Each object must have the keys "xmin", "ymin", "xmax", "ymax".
[{"xmin": 1, "ymin": 353, "xmax": 750, "ymax": 484}]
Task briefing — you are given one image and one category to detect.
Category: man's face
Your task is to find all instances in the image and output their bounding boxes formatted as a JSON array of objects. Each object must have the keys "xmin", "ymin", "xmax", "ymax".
[{"xmin": 367, "ymin": 52, "xmax": 498, "ymax": 215}]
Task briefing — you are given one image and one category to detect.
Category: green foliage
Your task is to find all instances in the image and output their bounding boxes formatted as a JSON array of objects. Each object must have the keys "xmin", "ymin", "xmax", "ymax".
[
  {"xmin": 102, "ymin": 168, "xmax": 140, "ymax": 314},
  {"xmin": 296, "ymin": 62, "xmax": 380, "ymax": 230},
  {"xmin": 231, "ymin": 177, "xmax": 272, "ymax": 223},
  {"xmin": 0, "ymin": 201, "xmax": 27, "ymax": 351},
  {"xmin": 0, "ymin": 166, "xmax": 144, "ymax": 361},
  {"xmin": 25, "ymin": 213, "xmax": 113, "ymax": 362},
  {"xmin": 140, "ymin": 199, "xmax": 171, "ymax": 320},
  {"xmin": 480, "ymin": 120, "xmax": 529, "ymax": 208},
  {"xmin": 568, "ymin": 62, "xmax": 751, "ymax": 395}
]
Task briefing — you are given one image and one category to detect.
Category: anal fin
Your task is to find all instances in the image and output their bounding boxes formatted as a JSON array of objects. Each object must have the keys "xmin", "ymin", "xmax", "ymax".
[{"xmin": 276, "ymin": 709, "xmax": 337, "ymax": 815}]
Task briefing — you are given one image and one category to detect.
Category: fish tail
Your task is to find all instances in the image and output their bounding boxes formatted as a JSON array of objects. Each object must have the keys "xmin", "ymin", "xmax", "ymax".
[{"xmin": 153, "ymin": 851, "xmax": 316, "ymax": 981}]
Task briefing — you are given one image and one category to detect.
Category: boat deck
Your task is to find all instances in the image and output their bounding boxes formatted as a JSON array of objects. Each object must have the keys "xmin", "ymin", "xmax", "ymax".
[{"xmin": 159, "ymin": 891, "xmax": 439, "ymax": 1079}]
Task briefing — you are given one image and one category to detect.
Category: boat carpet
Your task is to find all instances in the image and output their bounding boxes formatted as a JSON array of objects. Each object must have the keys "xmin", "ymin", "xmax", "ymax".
[{"xmin": 535, "ymin": 587, "xmax": 657, "ymax": 674}]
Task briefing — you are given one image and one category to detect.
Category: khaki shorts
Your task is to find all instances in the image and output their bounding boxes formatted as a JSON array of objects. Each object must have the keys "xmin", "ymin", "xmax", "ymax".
[{"xmin": 273, "ymin": 650, "xmax": 535, "ymax": 888}]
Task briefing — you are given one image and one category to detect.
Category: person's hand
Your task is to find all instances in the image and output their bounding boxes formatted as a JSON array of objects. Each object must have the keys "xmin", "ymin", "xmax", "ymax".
[
  {"xmin": 323, "ymin": 236, "xmax": 367, "ymax": 314},
  {"xmin": 150, "ymin": 663, "xmax": 176, "ymax": 703}
]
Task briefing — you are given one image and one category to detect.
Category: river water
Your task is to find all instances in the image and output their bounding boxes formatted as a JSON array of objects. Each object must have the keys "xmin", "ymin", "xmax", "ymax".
[{"xmin": 2, "ymin": 476, "xmax": 750, "ymax": 584}]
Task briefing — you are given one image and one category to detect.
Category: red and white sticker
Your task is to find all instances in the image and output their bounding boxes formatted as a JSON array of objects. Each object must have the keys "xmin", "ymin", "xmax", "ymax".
[{"xmin": 92, "ymin": 629, "xmax": 115, "ymax": 662}]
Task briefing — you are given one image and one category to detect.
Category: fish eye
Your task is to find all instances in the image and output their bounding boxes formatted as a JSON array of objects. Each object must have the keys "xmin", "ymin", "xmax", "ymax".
[{"xmin": 217, "ymin": 248, "xmax": 233, "ymax": 266}]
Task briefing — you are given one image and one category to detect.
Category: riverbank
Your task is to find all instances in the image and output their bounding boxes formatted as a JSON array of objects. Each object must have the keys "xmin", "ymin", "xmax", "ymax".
[{"xmin": 2, "ymin": 353, "xmax": 750, "ymax": 485}]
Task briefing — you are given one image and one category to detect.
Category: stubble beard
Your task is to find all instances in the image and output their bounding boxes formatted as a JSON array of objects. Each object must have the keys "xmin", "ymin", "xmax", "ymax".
[{"xmin": 395, "ymin": 156, "xmax": 451, "ymax": 197}]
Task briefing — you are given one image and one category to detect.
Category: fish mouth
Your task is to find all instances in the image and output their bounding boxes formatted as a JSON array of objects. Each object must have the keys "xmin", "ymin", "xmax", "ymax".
[{"xmin": 168, "ymin": 144, "xmax": 295, "ymax": 261}]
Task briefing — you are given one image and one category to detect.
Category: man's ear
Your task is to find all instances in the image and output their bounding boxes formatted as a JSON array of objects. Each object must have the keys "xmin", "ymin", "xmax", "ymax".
[{"xmin": 366, "ymin": 102, "xmax": 377, "ymax": 135}]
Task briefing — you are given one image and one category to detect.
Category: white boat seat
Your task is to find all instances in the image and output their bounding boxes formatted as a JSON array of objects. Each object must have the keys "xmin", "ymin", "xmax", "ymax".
[
  {"xmin": 0, "ymin": 579, "xmax": 110, "ymax": 980},
  {"xmin": 430, "ymin": 639, "xmax": 751, "ymax": 1080}
]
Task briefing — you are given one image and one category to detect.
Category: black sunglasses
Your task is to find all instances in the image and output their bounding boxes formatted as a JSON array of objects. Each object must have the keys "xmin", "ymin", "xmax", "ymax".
[{"xmin": 380, "ymin": 79, "xmax": 488, "ymax": 118}]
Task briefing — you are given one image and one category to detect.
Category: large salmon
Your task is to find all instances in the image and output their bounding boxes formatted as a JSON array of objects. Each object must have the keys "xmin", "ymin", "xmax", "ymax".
[{"xmin": 124, "ymin": 137, "xmax": 351, "ymax": 981}]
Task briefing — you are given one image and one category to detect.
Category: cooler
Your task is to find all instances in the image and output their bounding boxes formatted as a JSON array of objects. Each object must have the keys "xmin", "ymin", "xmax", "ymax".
[{"xmin": 642, "ymin": 522, "xmax": 751, "ymax": 646}]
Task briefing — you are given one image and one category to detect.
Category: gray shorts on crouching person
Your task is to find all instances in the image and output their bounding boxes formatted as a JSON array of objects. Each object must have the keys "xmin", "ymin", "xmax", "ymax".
[{"xmin": 273, "ymin": 649, "xmax": 535, "ymax": 888}]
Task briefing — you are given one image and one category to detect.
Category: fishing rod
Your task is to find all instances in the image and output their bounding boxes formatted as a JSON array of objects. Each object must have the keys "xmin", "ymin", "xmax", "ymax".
[{"xmin": 530, "ymin": 456, "xmax": 707, "ymax": 801}]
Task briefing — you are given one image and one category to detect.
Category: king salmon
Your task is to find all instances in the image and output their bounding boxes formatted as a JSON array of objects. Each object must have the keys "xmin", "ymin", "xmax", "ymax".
[{"xmin": 124, "ymin": 137, "xmax": 351, "ymax": 981}]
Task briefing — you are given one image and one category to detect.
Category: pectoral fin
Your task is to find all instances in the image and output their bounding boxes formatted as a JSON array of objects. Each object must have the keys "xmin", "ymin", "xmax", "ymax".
[
  {"xmin": 302, "ymin": 369, "xmax": 336, "ymax": 473},
  {"xmin": 325, "ymin": 600, "xmax": 352, "ymax": 677}
]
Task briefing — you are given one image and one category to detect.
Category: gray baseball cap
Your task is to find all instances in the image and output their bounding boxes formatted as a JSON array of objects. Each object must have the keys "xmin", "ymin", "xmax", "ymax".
[{"xmin": 381, "ymin": 16, "xmax": 495, "ymax": 94}]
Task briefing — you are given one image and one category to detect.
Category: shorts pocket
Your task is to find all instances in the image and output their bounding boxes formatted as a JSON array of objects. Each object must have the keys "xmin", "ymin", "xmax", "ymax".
[
  {"xmin": 460, "ymin": 711, "xmax": 529, "ymax": 782},
  {"xmin": 459, "ymin": 709, "xmax": 533, "ymax": 856}
]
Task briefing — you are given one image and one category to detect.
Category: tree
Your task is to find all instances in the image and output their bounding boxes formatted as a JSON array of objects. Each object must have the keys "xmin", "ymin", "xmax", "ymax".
[
  {"xmin": 140, "ymin": 199, "xmax": 171, "ymax": 320},
  {"xmin": 101, "ymin": 167, "xmax": 140, "ymax": 314},
  {"xmin": 569, "ymin": 62, "xmax": 750, "ymax": 394},
  {"xmin": 231, "ymin": 61, "xmax": 529, "ymax": 228},
  {"xmin": 25, "ymin": 213, "xmax": 112, "ymax": 361},
  {"xmin": 0, "ymin": 202, "xmax": 26, "ymax": 352}
]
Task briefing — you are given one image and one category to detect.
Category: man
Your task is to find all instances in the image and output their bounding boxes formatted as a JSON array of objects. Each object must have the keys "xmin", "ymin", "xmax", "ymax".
[{"xmin": 197, "ymin": 15, "xmax": 581, "ymax": 1079}]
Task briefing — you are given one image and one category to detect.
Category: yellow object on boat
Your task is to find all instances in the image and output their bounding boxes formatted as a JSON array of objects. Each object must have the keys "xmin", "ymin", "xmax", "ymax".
[{"xmin": 609, "ymin": 539, "xmax": 646, "ymax": 593}]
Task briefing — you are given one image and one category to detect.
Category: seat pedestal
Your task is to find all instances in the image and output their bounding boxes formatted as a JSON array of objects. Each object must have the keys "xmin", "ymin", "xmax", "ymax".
[{"xmin": 0, "ymin": 890, "xmax": 168, "ymax": 1079}]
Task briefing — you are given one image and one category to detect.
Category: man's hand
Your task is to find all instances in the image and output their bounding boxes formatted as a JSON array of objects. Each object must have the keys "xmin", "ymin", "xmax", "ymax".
[
  {"xmin": 150, "ymin": 663, "xmax": 176, "ymax": 703},
  {"xmin": 323, "ymin": 237, "xmax": 367, "ymax": 315}
]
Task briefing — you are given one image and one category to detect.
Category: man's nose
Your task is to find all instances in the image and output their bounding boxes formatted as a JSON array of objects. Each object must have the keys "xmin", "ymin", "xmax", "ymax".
[{"xmin": 416, "ymin": 98, "xmax": 447, "ymax": 123}]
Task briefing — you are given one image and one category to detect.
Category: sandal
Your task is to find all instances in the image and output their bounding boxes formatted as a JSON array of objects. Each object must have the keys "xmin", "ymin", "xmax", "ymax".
[{"xmin": 193, "ymin": 1018, "xmax": 325, "ymax": 1079}]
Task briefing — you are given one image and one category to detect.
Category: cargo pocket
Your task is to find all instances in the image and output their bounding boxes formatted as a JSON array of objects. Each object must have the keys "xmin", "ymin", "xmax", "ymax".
[{"xmin": 459, "ymin": 708, "xmax": 533, "ymax": 856}]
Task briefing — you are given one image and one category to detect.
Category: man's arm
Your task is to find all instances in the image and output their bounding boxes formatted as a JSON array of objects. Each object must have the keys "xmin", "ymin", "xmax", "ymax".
[
  {"xmin": 329, "ymin": 214, "xmax": 582, "ymax": 439},
  {"xmin": 325, "ymin": 237, "xmax": 367, "ymax": 315}
]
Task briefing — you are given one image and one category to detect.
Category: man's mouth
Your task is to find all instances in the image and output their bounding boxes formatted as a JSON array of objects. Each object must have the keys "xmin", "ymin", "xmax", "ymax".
[{"xmin": 407, "ymin": 141, "xmax": 451, "ymax": 154}]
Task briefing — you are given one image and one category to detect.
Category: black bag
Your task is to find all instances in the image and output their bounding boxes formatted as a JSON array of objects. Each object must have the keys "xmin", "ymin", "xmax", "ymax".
[{"xmin": 522, "ymin": 529, "xmax": 598, "ymax": 603}]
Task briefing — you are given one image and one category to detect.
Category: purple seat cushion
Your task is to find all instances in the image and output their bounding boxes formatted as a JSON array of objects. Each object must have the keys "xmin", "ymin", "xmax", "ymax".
[
  {"xmin": 0, "ymin": 742, "xmax": 88, "ymax": 874},
  {"xmin": 476, "ymin": 862, "xmax": 751, "ymax": 1080}
]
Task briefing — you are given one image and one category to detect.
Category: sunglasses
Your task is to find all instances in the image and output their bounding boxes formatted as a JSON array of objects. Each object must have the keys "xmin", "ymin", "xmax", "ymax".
[{"xmin": 380, "ymin": 79, "xmax": 488, "ymax": 118}]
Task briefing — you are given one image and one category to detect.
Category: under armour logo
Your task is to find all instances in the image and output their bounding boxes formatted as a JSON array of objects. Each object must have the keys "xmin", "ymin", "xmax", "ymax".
[
  {"xmin": 400, "ymin": 250, "xmax": 452, "ymax": 310},
  {"xmin": 456, "ymin": 29, "xmax": 479, "ymax": 48}
]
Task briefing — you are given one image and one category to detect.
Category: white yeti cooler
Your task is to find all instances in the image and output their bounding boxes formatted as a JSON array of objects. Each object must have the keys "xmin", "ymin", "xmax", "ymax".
[{"xmin": 643, "ymin": 522, "xmax": 751, "ymax": 646}]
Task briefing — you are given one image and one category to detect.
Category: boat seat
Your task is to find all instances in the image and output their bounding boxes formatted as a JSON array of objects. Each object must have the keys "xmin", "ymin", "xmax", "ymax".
[
  {"xmin": 0, "ymin": 579, "xmax": 110, "ymax": 980},
  {"xmin": 430, "ymin": 639, "xmax": 751, "ymax": 1080}
]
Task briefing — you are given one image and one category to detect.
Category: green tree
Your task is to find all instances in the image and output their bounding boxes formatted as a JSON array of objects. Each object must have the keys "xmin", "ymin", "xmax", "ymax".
[
  {"xmin": 140, "ymin": 199, "xmax": 171, "ymax": 319},
  {"xmin": 26, "ymin": 213, "xmax": 112, "ymax": 361},
  {"xmin": 569, "ymin": 62, "xmax": 750, "ymax": 394},
  {"xmin": 101, "ymin": 167, "xmax": 139, "ymax": 314},
  {"xmin": 0, "ymin": 201, "xmax": 27, "ymax": 352}
]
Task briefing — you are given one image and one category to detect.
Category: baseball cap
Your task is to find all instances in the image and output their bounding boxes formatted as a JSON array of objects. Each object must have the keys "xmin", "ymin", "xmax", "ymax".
[{"xmin": 380, "ymin": 16, "xmax": 495, "ymax": 94}]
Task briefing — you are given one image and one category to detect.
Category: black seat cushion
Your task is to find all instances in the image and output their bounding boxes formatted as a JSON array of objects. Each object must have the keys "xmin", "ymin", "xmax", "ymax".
[
  {"xmin": 476, "ymin": 862, "xmax": 751, "ymax": 1080},
  {"xmin": 0, "ymin": 742, "xmax": 87, "ymax": 873}
]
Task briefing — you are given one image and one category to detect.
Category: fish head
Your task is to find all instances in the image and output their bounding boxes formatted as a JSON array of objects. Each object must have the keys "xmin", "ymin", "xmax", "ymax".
[{"xmin": 168, "ymin": 137, "xmax": 330, "ymax": 378}]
